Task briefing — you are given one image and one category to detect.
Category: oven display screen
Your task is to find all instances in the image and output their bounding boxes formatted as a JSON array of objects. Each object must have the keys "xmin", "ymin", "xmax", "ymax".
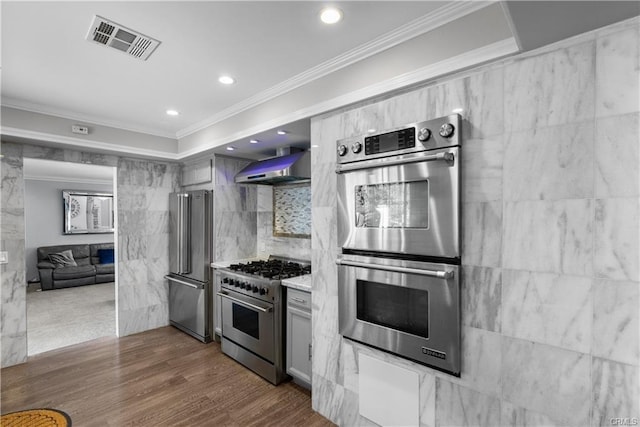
[
  {"xmin": 365, "ymin": 127, "xmax": 415, "ymax": 155},
  {"xmin": 356, "ymin": 279, "xmax": 428, "ymax": 338},
  {"xmin": 232, "ymin": 303, "xmax": 259, "ymax": 340},
  {"xmin": 354, "ymin": 181, "xmax": 428, "ymax": 228}
]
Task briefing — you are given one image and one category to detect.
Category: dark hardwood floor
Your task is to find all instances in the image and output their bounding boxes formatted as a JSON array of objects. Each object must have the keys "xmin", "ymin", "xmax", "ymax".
[{"xmin": 1, "ymin": 326, "xmax": 334, "ymax": 426}]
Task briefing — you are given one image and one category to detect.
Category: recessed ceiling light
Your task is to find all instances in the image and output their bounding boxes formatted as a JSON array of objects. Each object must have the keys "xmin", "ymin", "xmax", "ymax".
[
  {"xmin": 277, "ymin": 130, "xmax": 288, "ymax": 135},
  {"xmin": 367, "ymin": 128, "xmax": 377, "ymax": 133},
  {"xmin": 166, "ymin": 109, "xmax": 179, "ymax": 116},
  {"xmin": 320, "ymin": 7, "xmax": 342, "ymax": 24},
  {"xmin": 249, "ymin": 139, "xmax": 259, "ymax": 144},
  {"xmin": 218, "ymin": 75, "xmax": 235, "ymax": 85},
  {"xmin": 452, "ymin": 107, "xmax": 464, "ymax": 114},
  {"xmin": 226, "ymin": 147, "xmax": 235, "ymax": 151}
]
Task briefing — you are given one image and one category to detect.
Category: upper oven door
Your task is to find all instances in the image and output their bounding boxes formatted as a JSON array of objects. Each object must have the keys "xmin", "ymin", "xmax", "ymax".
[{"xmin": 337, "ymin": 146, "xmax": 460, "ymax": 260}]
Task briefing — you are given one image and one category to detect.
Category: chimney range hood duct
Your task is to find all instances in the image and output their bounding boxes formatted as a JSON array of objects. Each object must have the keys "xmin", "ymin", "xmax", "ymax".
[{"xmin": 234, "ymin": 148, "xmax": 311, "ymax": 185}]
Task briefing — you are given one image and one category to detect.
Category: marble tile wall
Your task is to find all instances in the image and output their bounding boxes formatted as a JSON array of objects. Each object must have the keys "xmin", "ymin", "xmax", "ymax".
[
  {"xmin": 213, "ymin": 156, "xmax": 258, "ymax": 261},
  {"xmin": 1, "ymin": 142, "xmax": 27, "ymax": 367},
  {"xmin": 117, "ymin": 158, "xmax": 180, "ymax": 336},
  {"xmin": 310, "ymin": 17, "xmax": 640, "ymax": 426},
  {"xmin": 0, "ymin": 141, "xmax": 178, "ymax": 366}
]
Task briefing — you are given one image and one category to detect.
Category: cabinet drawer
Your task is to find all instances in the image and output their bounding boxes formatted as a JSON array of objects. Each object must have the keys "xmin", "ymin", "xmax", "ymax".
[{"xmin": 287, "ymin": 288, "xmax": 311, "ymax": 311}]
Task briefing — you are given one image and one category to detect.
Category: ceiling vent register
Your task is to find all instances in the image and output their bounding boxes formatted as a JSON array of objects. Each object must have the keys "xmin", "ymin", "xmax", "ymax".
[{"xmin": 85, "ymin": 15, "xmax": 160, "ymax": 61}]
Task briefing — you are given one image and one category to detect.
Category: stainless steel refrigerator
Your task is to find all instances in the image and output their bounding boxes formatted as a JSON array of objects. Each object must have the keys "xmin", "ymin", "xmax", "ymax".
[{"xmin": 165, "ymin": 190, "xmax": 212, "ymax": 342}]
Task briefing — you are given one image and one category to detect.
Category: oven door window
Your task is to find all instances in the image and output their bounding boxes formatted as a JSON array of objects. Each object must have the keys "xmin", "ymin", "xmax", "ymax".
[
  {"xmin": 354, "ymin": 181, "xmax": 428, "ymax": 228},
  {"xmin": 356, "ymin": 279, "xmax": 428, "ymax": 338},
  {"xmin": 232, "ymin": 303, "xmax": 259, "ymax": 340}
]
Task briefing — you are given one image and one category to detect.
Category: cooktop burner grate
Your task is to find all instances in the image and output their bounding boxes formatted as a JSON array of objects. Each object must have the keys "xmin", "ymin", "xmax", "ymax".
[{"xmin": 228, "ymin": 259, "xmax": 311, "ymax": 280}]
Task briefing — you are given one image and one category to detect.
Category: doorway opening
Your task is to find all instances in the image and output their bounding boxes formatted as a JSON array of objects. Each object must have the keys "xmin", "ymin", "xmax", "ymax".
[{"xmin": 23, "ymin": 158, "xmax": 117, "ymax": 356}]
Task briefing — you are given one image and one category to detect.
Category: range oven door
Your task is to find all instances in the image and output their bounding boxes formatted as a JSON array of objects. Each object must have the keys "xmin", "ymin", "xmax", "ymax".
[
  {"xmin": 336, "ymin": 147, "xmax": 459, "ymax": 260},
  {"xmin": 219, "ymin": 289, "xmax": 275, "ymax": 362},
  {"xmin": 337, "ymin": 255, "xmax": 460, "ymax": 376}
]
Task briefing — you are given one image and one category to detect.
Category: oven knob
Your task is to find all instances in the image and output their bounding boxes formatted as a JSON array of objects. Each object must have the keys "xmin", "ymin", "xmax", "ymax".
[
  {"xmin": 337, "ymin": 144, "xmax": 347, "ymax": 157},
  {"xmin": 239, "ymin": 282, "xmax": 245, "ymax": 289},
  {"xmin": 418, "ymin": 127, "xmax": 431, "ymax": 142},
  {"xmin": 351, "ymin": 141, "xmax": 362, "ymax": 154},
  {"xmin": 439, "ymin": 123, "xmax": 455, "ymax": 138},
  {"xmin": 252, "ymin": 285, "xmax": 259, "ymax": 293},
  {"xmin": 259, "ymin": 288, "xmax": 266, "ymax": 295},
  {"xmin": 228, "ymin": 279, "xmax": 235, "ymax": 287}
]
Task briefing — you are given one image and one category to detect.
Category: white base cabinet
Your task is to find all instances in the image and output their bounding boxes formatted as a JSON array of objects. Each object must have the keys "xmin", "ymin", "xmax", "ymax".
[{"xmin": 286, "ymin": 288, "xmax": 312, "ymax": 387}]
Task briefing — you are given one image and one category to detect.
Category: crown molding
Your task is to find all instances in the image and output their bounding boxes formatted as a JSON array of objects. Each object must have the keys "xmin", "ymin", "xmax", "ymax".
[
  {"xmin": 4, "ymin": 36, "xmax": 517, "ymax": 162},
  {"xmin": 1, "ymin": 98, "xmax": 178, "ymax": 140},
  {"xmin": 176, "ymin": 1, "xmax": 494, "ymax": 139},
  {"xmin": 1, "ymin": 127, "xmax": 179, "ymax": 160},
  {"xmin": 178, "ymin": 37, "xmax": 518, "ymax": 159}
]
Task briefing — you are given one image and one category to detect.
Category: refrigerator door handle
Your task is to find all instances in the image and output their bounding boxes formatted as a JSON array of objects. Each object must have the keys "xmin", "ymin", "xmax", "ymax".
[
  {"xmin": 178, "ymin": 193, "xmax": 191, "ymax": 274},
  {"xmin": 165, "ymin": 275, "xmax": 204, "ymax": 289}
]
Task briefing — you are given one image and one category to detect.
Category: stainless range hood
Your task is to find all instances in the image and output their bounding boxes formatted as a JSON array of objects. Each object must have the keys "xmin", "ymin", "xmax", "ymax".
[{"xmin": 234, "ymin": 148, "xmax": 310, "ymax": 184}]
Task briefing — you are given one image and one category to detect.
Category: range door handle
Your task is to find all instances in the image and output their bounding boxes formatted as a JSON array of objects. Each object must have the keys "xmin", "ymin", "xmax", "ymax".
[
  {"xmin": 335, "ymin": 259, "xmax": 454, "ymax": 279},
  {"xmin": 217, "ymin": 292, "xmax": 272, "ymax": 313},
  {"xmin": 336, "ymin": 151, "xmax": 454, "ymax": 174},
  {"xmin": 165, "ymin": 275, "xmax": 204, "ymax": 289}
]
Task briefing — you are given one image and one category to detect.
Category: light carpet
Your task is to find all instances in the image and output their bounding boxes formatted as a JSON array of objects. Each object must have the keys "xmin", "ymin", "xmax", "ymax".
[{"xmin": 27, "ymin": 283, "xmax": 115, "ymax": 355}]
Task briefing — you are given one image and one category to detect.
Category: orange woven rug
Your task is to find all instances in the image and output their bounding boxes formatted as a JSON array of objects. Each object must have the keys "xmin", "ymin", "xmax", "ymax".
[{"xmin": 0, "ymin": 408, "xmax": 71, "ymax": 426}]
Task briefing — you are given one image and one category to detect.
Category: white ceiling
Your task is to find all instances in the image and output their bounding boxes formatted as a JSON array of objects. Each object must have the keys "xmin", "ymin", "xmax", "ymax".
[
  {"xmin": 2, "ymin": 1, "xmax": 639, "ymax": 160},
  {"xmin": 1, "ymin": 1, "xmax": 446, "ymax": 138}
]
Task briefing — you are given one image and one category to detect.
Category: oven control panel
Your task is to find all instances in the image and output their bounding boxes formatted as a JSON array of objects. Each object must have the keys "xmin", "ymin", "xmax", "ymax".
[
  {"xmin": 336, "ymin": 114, "xmax": 461, "ymax": 164},
  {"xmin": 219, "ymin": 273, "xmax": 279, "ymax": 303}
]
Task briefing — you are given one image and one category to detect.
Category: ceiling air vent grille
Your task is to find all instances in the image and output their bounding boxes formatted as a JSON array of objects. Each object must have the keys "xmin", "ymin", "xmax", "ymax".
[{"xmin": 85, "ymin": 15, "xmax": 160, "ymax": 61}]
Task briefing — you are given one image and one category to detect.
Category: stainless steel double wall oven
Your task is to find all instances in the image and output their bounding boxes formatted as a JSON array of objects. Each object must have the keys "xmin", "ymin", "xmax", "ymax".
[{"xmin": 336, "ymin": 114, "xmax": 461, "ymax": 376}]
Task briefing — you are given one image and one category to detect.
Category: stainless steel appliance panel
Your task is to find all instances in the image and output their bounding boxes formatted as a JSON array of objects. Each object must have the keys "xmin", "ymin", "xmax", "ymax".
[
  {"xmin": 168, "ymin": 190, "xmax": 212, "ymax": 342},
  {"xmin": 169, "ymin": 193, "xmax": 190, "ymax": 275},
  {"xmin": 219, "ymin": 289, "xmax": 275, "ymax": 361},
  {"xmin": 337, "ymin": 255, "xmax": 460, "ymax": 375},
  {"xmin": 337, "ymin": 146, "xmax": 459, "ymax": 259},
  {"xmin": 167, "ymin": 275, "xmax": 207, "ymax": 338},
  {"xmin": 188, "ymin": 191, "xmax": 209, "ymax": 283}
]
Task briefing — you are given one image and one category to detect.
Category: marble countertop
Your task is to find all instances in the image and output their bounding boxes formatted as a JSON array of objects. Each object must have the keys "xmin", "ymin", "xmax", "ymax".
[{"xmin": 281, "ymin": 274, "xmax": 312, "ymax": 292}]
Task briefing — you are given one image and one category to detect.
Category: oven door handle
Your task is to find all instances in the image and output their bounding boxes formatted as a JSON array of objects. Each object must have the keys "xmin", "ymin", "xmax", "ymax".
[
  {"xmin": 217, "ymin": 292, "xmax": 273, "ymax": 313},
  {"xmin": 335, "ymin": 151, "xmax": 454, "ymax": 173},
  {"xmin": 336, "ymin": 259, "xmax": 454, "ymax": 279}
]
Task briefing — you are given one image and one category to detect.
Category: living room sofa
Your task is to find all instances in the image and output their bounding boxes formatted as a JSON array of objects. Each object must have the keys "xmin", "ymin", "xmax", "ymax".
[{"xmin": 37, "ymin": 243, "xmax": 114, "ymax": 291}]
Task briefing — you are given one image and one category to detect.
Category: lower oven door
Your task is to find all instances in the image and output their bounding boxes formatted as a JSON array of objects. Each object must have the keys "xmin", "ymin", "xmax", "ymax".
[
  {"xmin": 337, "ymin": 255, "xmax": 460, "ymax": 376},
  {"xmin": 219, "ymin": 289, "xmax": 275, "ymax": 361}
]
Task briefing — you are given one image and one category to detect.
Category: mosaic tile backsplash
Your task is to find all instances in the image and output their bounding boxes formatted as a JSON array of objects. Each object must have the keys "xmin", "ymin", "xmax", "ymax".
[{"xmin": 273, "ymin": 184, "xmax": 311, "ymax": 237}]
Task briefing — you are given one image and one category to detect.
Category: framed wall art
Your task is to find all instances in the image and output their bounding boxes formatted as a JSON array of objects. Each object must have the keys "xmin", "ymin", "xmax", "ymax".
[{"xmin": 63, "ymin": 190, "xmax": 114, "ymax": 234}]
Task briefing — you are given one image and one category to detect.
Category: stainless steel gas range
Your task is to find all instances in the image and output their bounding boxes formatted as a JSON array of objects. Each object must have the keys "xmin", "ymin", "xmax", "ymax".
[{"xmin": 217, "ymin": 257, "xmax": 311, "ymax": 385}]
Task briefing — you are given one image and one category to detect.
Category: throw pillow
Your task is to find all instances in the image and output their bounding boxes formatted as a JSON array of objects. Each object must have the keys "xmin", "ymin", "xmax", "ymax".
[
  {"xmin": 97, "ymin": 248, "xmax": 114, "ymax": 264},
  {"xmin": 48, "ymin": 250, "xmax": 77, "ymax": 268}
]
